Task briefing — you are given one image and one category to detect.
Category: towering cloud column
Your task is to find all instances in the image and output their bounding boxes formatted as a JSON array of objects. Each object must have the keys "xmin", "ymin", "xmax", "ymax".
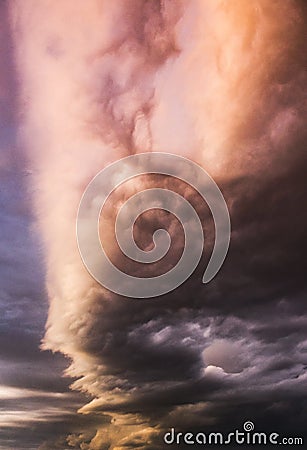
[{"xmin": 10, "ymin": 0, "xmax": 305, "ymax": 448}]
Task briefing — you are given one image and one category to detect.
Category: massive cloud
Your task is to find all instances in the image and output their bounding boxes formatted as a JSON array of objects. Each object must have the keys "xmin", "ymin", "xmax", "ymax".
[{"xmin": 8, "ymin": 0, "xmax": 307, "ymax": 448}]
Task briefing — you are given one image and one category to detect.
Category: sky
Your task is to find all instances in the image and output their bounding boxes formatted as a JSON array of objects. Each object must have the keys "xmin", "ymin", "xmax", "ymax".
[{"xmin": 0, "ymin": 0, "xmax": 307, "ymax": 449}]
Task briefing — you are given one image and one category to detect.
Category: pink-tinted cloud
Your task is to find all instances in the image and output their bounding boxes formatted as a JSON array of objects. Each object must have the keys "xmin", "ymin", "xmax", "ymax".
[{"xmin": 9, "ymin": 0, "xmax": 307, "ymax": 448}]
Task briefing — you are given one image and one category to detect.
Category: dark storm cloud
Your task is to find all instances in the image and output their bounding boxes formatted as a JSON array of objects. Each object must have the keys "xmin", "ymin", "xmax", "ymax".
[
  {"xmin": 67, "ymin": 4, "xmax": 307, "ymax": 445},
  {"xmin": 5, "ymin": 0, "xmax": 307, "ymax": 449}
]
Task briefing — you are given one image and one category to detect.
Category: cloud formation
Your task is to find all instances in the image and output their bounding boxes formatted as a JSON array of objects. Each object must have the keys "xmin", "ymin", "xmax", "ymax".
[{"xmin": 7, "ymin": 0, "xmax": 307, "ymax": 448}]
